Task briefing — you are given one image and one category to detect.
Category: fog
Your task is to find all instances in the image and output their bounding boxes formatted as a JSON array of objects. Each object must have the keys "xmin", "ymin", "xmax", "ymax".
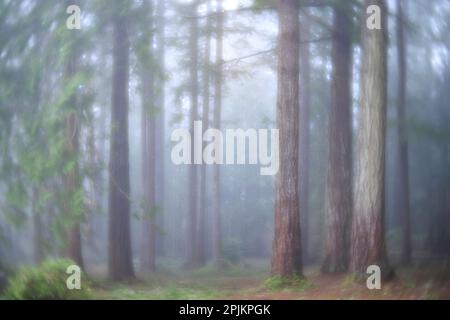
[{"xmin": 0, "ymin": 0, "xmax": 449, "ymax": 300}]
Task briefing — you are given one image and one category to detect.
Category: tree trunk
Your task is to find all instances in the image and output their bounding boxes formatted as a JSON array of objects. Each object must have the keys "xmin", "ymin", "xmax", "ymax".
[
  {"xmin": 31, "ymin": 64, "xmax": 45, "ymax": 265},
  {"xmin": 322, "ymin": 3, "xmax": 353, "ymax": 273},
  {"xmin": 108, "ymin": 16, "xmax": 135, "ymax": 281},
  {"xmin": 32, "ymin": 187, "xmax": 44, "ymax": 265},
  {"xmin": 140, "ymin": 77, "xmax": 156, "ymax": 272},
  {"xmin": 271, "ymin": 0, "xmax": 302, "ymax": 277},
  {"xmin": 396, "ymin": 0, "xmax": 411, "ymax": 265},
  {"xmin": 350, "ymin": 0, "xmax": 391, "ymax": 279},
  {"xmin": 212, "ymin": 0, "xmax": 224, "ymax": 268},
  {"xmin": 299, "ymin": 10, "xmax": 311, "ymax": 265},
  {"xmin": 140, "ymin": 0, "xmax": 156, "ymax": 273},
  {"xmin": 64, "ymin": 48, "xmax": 84, "ymax": 269},
  {"xmin": 198, "ymin": 0, "xmax": 212, "ymax": 267},
  {"xmin": 186, "ymin": 1, "xmax": 200, "ymax": 268},
  {"xmin": 155, "ymin": 0, "xmax": 166, "ymax": 257}
]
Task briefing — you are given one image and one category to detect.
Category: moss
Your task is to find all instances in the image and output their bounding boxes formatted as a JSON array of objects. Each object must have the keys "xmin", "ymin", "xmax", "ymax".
[
  {"xmin": 98, "ymin": 285, "xmax": 228, "ymax": 300},
  {"xmin": 341, "ymin": 272, "xmax": 357, "ymax": 289},
  {"xmin": 264, "ymin": 274, "xmax": 312, "ymax": 291}
]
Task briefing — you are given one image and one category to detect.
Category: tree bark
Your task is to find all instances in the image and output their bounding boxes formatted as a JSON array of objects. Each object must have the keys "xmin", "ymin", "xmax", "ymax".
[
  {"xmin": 350, "ymin": 0, "xmax": 391, "ymax": 279},
  {"xmin": 271, "ymin": 0, "xmax": 302, "ymax": 277},
  {"xmin": 198, "ymin": 0, "xmax": 212, "ymax": 267},
  {"xmin": 140, "ymin": 77, "xmax": 156, "ymax": 272},
  {"xmin": 299, "ymin": 10, "xmax": 311, "ymax": 265},
  {"xmin": 64, "ymin": 46, "xmax": 84, "ymax": 269},
  {"xmin": 396, "ymin": 0, "xmax": 411, "ymax": 265},
  {"xmin": 186, "ymin": 1, "xmax": 200, "ymax": 268},
  {"xmin": 31, "ymin": 63, "xmax": 45, "ymax": 265},
  {"xmin": 32, "ymin": 187, "xmax": 44, "ymax": 265},
  {"xmin": 212, "ymin": 0, "xmax": 224, "ymax": 268},
  {"xmin": 140, "ymin": 0, "xmax": 156, "ymax": 273},
  {"xmin": 108, "ymin": 15, "xmax": 135, "ymax": 281},
  {"xmin": 155, "ymin": 0, "xmax": 166, "ymax": 257},
  {"xmin": 322, "ymin": 3, "xmax": 353, "ymax": 273}
]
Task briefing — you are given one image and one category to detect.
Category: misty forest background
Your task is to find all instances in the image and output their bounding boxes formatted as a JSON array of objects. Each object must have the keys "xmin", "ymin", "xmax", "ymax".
[{"xmin": 0, "ymin": 0, "xmax": 450, "ymax": 299}]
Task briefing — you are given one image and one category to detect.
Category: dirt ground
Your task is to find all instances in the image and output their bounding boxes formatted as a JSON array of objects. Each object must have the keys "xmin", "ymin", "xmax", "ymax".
[
  {"xmin": 228, "ymin": 270, "xmax": 450, "ymax": 300},
  {"xmin": 91, "ymin": 263, "xmax": 450, "ymax": 300}
]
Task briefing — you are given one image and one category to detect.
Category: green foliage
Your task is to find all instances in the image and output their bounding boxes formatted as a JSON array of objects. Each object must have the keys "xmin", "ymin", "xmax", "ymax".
[
  {"xmin": 0, "ymin": 0, "xmax": 94, "ymax": 253},
  {"xmin": 3, "ymin": 259, "xmax": 92, "ymax": 300},
  {"xmin": 222, "ymin": 238, "xmax": 242, "ymax": 264},
  {"xmin": 264, "ymin": 274, "xmax": 312, "ymax": 291}
]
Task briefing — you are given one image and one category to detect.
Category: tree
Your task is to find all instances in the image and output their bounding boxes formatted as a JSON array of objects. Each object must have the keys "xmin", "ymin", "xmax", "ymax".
[
  {"xmin": 350, "ymin": 0, "xmax": 391, "ymax": 278},
  {"xmin": 396, "ymin": 0, "xmax": 411, "ymax": 265},
  {"xmin": 63, "ymin": 0, "xmax": 84, "ymax": 267},
  {"xmin": 155, "ymin": 0, "xmax": 166, "ymax": 257},
  {"xmin": 322, "ymin": 2, "xmax": 353, "ymax": 273},
  {"xmin": 299, "ymin": 10, "xmax": 311, "ymax": 265},
  {"xmin": 63, "ymin": 46, "xmax": 84, "ymax": 269},
  {"xmin": 212, "ymin": 0, "xmax": 224, "ymax": 268},
  {"xmin": 186, "ymin": 0, "xmax": 200, "ymax": 268},
  {"xmin": 271, "ymin": 0, "xmax": 302, "ymax": 277},
  {"xmin": 198, "ymin": 0, "xmax": 213, "ymax": 266},
  {"xmin": 138, "ymin": 0, "xmax": 156, "ymax": 273},
  {"xmin": 108, "ymin": 12, "xmax": 135, "ymax": 280}
]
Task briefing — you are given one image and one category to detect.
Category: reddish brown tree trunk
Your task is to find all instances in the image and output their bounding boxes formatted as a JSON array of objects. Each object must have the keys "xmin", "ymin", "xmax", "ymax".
[
  {"xmin": 271, "ymin": 0, "xmax": 302, "ymax": 277},
  {"xmin": 108, "ymin": 16, "xmax": 135, "ymax": 281},
  {"xmin": 350, "ymin": 0, "xmax": 391, "ymax": 278},
  {"xmin": 396, "ymin": 0, "xmax": 411, "ymax": 265},
  {"xmin": 299, "ymin": 11, "xmax": 311, "ymax": 265},
  {"xmin": 322, "ymin": 3, "xmax": 353, "ymax": 273},
  {"xmin": 64, "ymin": 48, "xmax": 84, "ymax": 269}
]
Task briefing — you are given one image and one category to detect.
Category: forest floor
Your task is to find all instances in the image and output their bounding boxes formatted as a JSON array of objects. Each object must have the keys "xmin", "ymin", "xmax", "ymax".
[{"xmin": 90, "ymin": 259, "xmax": 450, "ymax": 300}]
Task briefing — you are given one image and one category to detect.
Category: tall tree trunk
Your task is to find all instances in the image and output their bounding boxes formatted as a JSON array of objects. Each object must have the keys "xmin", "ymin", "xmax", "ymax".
[
  {"xmin": 299, "ymin": 10, "xmax": 311, "ymax": 265},
  {"xmin": 350, "ymin": 0, "xmax": 391, "ymax": 278},
  {"xmin": 64, "ymin": 48, "xmax": 84, "ymax": 269},
  {"xmin": 31, "ymin": 62, "xmax": 45, "ymax": 265},
  {"xmin": 212, "ymin": 0, "xmax": 224, "ymax": 268},
  {"xmin": 322, "ymin": 3, "xmax": 353, "ymax": 273},
  {"xmin": 108, "ymin": 15, "xmax": 135, "ymax": 281},
  {"xmin": 155, "ymin": 0, "xmax": 166, "ymax": 257},
  {"xmin": 198, "ymin": 0, "xmax": 212, "ymax": 267},
  {"xmin": 186, "ymin": 1, "xmax": 200, "ymax": 268},
  {"xmin": 140, "ymin": 0, "xmax": 156, "ymax": 273},
  {"xmin": 271, "ymin": 0, "xmax": 302, "ymax": 277},
  {"xmin": 141, "ymin": 92, "xmax": 156, "ymax": 272},
  {"xmin": 85, "ymin": 109, "xmax": 102, "ymax": 254},
  {"xmin": 396, "ymin": 0, "xmax": 411, "ymax": 265}
]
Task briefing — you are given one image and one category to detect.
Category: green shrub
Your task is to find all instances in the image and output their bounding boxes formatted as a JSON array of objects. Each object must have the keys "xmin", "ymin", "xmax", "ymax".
[
  {"xmin": 4, "ymin": 259, "xmax": 92, "ymax": 300},
  {"xmin": 222, "ymin": 238, "xmax": 242, "ymax": 264}
]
